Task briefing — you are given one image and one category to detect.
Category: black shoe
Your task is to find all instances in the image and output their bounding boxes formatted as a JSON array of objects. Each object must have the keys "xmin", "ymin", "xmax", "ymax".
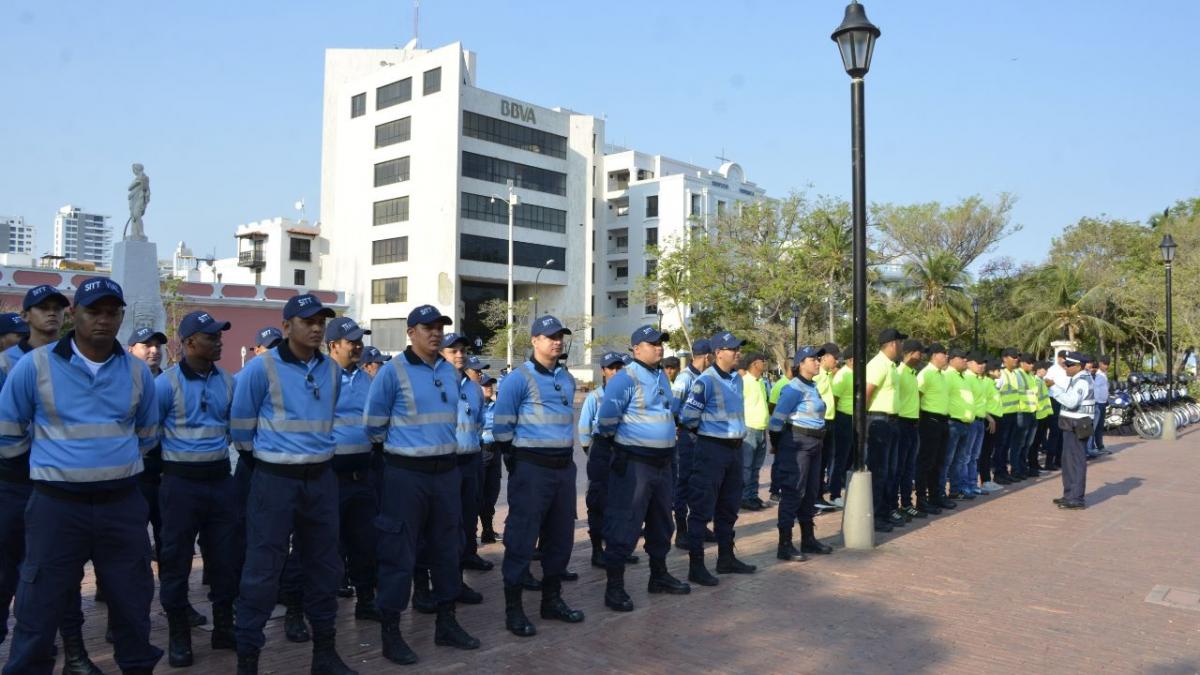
[
  {"xmin": 503, "ymin": 585, "xmax": 537, "ymax": 637},
  {"xmin": 1027, "ymin": 470, "xmax": 1041, "ymax": 478},
  {"xmin": 647, "ymin": 557, "xmax": 690, "ymax": 594},
  {"xmin": 540, "ymin": 576, "xmax": 585, "ymax": 623},
  {"xmin": 337, "ymin": 583, "xmax": 356, "ymax": 598},
  {"xmin": 899, "ymin": 508, "xmax": 913, "ymax": 522},
  {"xmin": 776, "ymin": 528, "xmax": 807, "ymax": 562},
  {"xmin": 769, "ymin": 491, "xmax": 782, "ymax": 504},
  {"xmin": 687, "ymin": 552, "xmax": 719, "ymax": 586},
  {"xmin": 284, "ymin": 598, "xmax": 310, "ymax": 643},
  {"xmin": 167, "ymin": 609, "xmax": 194, "ymax": 668},
  {"xmin": 412, "ymin": 568, "xmax": 436, "ymax": 614},
  {"xmin": 186, "ymin": 603, "xmax": 208, "ymax": 627},
  {"xmin": 887, "ymin": 510, "xmax": 906, "ymax": 526},
  {"xmin": 354, "ymin": 588, "xmax": 382, "ymax": 622},
  {"xmin": 212, "ymin": 602, "xmax": 236, "ymax": 650},
  {"xmin": 560, "ymin": 568, "xmax": 580, "ymax": 581},
  {"xmin": 604, "ymin": 564, "xmax": 634, "ymax": 612},
  {"xmin": 704, "ymin": 527, "xmax": 717, "ymax": 543},
  {"xmin": 590, "ymin": 535, "xmax": 605, "ymax": 568},
  {"xmin": 874, "ymin": 519, "xmax": 894, "ymax": 533},
  {"xmin": 799, "ymin": 522, "xmax": 834, "ymax": 555},
  {"xmin": 480, "ymin": 522, "xmax": 499, "ymax": 545},
  {"xmin": 61, "ymin": 630, "xmax": 103, "ymax": 675},
  {"xmin": 936, "ymin": 498, "xmax": 958, "ymax": 510},
  {"xmin": 1052, "ymin": 497, "xmax": 1067, "ymax": 505},
  {"xmin": 948, "ymin": 491, "xmax": 974, "ymax": 500},
  {"xmin": 310, "ymin": 628, "xmax": 357, "ymax": 675},
  {"xmin": 916, "ymin": 500, "xmax": 941, "ymax": 515},
  {"xmin": 740, "ymin": 498, "xmax": 763, "ymax": 512},
  {"xmin": 462, "ymin": 552, "xmax": 494, "ymax": 572},
  {"xmin": 236, "ymin": 648, "xmax": 260, "ymax": 675},
  {"xmin": 715, "ymin": 543, "xmax": 756, "ymax": 574},
  {"xmin": 674, "ymin": 515, "xmax": 689, "ymax": 550},
  {"xmin": 520, "ymin": 568, "xmax": 542, "ymax": 591},
  {"xmin": 434, "ymin": 605, "xmax": 480, "ymax": 650},
  {"xmin": 1058, "ymin": 500, "xmax": 1086, "ymax": 510},
  {"xmin": 457, "ymin": 581, "xmax": 483, "ymax": 605},
  {"xmin": 381, "ymin": 619, "xmax": 418, "ymax": 665},
  {"xmin": 995, "ymin": 476, "xmax": 1012, "ymax": 485},
  {"xmin": 904, "ymin": 506, "xmax": 927, "ymax": 519}
]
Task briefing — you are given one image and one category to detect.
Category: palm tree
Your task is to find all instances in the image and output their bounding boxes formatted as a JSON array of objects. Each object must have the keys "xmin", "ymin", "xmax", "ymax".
[
  {"xmin": 1013, "ymin": 263, "xmax": 1123, "ymax": 350},
  {"xmin": 901, "ymin": 251, "xmax": 973, "ymax": 337}
]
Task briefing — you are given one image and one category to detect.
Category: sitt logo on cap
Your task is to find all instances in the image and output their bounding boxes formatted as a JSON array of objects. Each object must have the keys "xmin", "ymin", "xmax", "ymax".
[
  {"xmin": 542, "ymin": 318, "xmax": 555, "ymax": 326},
  {"xmin": 298, "ymin": 297, "xmax": 313, "ymax": 306},
  {"xmin": 83, "ymin": 280, "xmax": 104, "ymax": 292},
  {"xmin": 197, "ymin": 313, "xmax": 212, "ymax": 323}
]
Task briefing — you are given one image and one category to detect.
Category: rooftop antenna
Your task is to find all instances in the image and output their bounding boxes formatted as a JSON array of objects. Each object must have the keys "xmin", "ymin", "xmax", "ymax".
[
  {"xmin": 294, "ymin": 198, "xmax": 306, "ymax": 223},
  {"xmin": 715, "ymin": 147, "xmax": 732, "ymax": 164},
  {"xmin": 413, "ymin": 0, "xmax": 420, "ymax": 48}
]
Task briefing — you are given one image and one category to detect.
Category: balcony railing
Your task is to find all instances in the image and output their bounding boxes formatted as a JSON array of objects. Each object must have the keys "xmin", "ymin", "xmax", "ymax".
[{"xmin": 238, "ymin": 250, "xmax": 265, "ymax": 267}]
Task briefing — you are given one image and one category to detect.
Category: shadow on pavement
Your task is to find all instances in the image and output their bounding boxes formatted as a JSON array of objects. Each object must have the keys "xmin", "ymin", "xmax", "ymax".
[{"xmin": 1086, "ymin": 476, "xmax": 1144, "ymax": 507}]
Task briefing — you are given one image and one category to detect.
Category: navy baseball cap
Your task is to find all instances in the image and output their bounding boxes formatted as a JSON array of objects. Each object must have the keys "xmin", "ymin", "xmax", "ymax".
[
  {"xmin": 0, "ymin": 313, "xmax": 29, "ymax": 336},
  {"xmin": 631, "ymin": 324, "xmax": 670, "ymax": 346},
  {"xmin": 600, "ymin": 351, "xmax": 625, "ymax": 368},
  {"xmin": 620, "ymin": 353, "xmax": 634, "ymax": 365},
  {"xmin": 710, "ymin": 331, "xmax": 746, "ymax": 351},
  {"xmin": 661, "ymin": 356, "xmax": 680, "ymax": 369},
  {"xmin": 901, "ymin": 338, "xmax": 925, "ymax": 354},
  {"xmin": 255, "ymin": 327, "xmax": 283, "ymax": 348},
  {"xmin": 179, "ymin": 311, "xmax": 230, "ymax": 339},
  {"xmin": 948, "ymin": 347, "xmax": 969, "ymax": 359},
  {"xmin": 283, "ymin": 293, "xmax": 335, "ymax": 321},
  {"xmin": 531, "ymin": 315, "xmax": 571, "ymax": 337},
  {"xmin": 820, "ymin": 342, "xmax": 841, "ymax": 358},
  {"xmin": 878, "ymin": 328, "xmax": 907, "ymax": 344},
  {"xmin": 1001, "ymin": 347, "xmax": 1021, "ymax": 358},
  {"xmin": 130, "ymin": 326, "xmax": 168, "ymax": 345},
  {"xmin": 325, "ymin": 316, "xmax": 370, "ymax": 342},
  {"xmin": 794, "ymin": 345, "xmax": 827, "ymax": 363},
  {"xmin": 23, "ymin": 284, "xmax": 70, "ymax": 311},
  {"xmin": 362, "ymin": 346, "xmax": 392, "ymax": 364},
  {"xmin": 407, "ymin": 304, "xmax": 452, "ymax": 328},
  {"xmin": 440, "ymin": 332, "xmax": 469, "ymax": 348},
  {"xmin": 926, "ymin": 342, "xmax": 948, "ymax": 355},
  {"xmin": 465, "ymin": 355, "xmax": 490, "ymax": 372},
  {"xmin": 1063, "ymin": 351, "xmax": 1085, "ymax": 366},
  {"xmin": 73, "ymin": 277, "xmax": 125, "ymax": 308},
  {"xmin": 480, "ymin": 373, "xmax": 496, "ymax": 386},
  {"xmin": 691, "ymin": 339, "xmax": 713, "ymax": 356}
]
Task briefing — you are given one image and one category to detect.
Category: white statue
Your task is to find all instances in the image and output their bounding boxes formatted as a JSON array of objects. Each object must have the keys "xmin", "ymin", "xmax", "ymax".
[{"xmin": 126, "ymin": 163, "xmax": 150, "ymax": 241}]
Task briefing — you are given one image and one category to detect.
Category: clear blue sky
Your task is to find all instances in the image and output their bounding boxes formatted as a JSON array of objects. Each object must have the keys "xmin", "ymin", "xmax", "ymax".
[{"xmin": 3, "ymin": 1, "xmax": 1197, "ymax": 271}]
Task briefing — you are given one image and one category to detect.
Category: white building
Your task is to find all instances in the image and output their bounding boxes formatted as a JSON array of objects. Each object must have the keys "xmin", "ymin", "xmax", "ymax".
[
  {"xmin": 319, "ymin": 42, "xmax": 603, "ymax": 363},
  {"xmin": 596, "ymin": 148, "xmax": 766, "ymax": 346},
  {"xmin": 0, "ymin": 216, "xmax": 36, "ymax": 255},
  {"xmin": 53, "ymin": 205, "xmax": 112, "ymax": 267},
  {"xmin": 171, "ymin": 217, "xmax": 326, "ymax": 289}
]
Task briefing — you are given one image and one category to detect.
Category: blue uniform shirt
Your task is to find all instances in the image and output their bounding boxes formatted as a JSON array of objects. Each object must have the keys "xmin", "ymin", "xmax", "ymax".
[
  {"xmin": 156, "ymin": 360, "xmax": 234, "ymax": 464},
  {"xmin": 492, "ymin": 358, "xmax": 576, "ymax": 456},
  {"xmin": 681, "ymin": 364, "xmax": 746, "ymax": 440},
  {"xmin": 230, "ymin": 340, "xmax": 339, "ymax": 465},
  {"xmin": 597, "ymin": 360, "xmax": 676, "ymax": 456},
  {"xmin": 332, "ymin": 365, "xmax": 373, "ymax": 472},
  {"xmin": 456, "ymin": 374, "xmax": 486, "ymax": 455},
  {"xmin": 365, "ymin": 347, "xmax": 459, "ymax": 458},
  {"xmin": 769, "ymin": 376, "xmax": 827, "ymax": 432},
  {"xmin": 0, "ymin": 333, "xmax": 159, "ymax": 490},
  {"xmin": 577, "ymin": 386, "xmax": 603, "ymax": 449},
  {"xmin": 0, "ymin": 339, "xmax": 36, "ymax": 475},
  {"xmin": 481, "ymin": 399, "xmax": 496, "ymax": 445},
  {"xmin": 670, "ymin": 364, "xmax": 702, "ymax": 421}
]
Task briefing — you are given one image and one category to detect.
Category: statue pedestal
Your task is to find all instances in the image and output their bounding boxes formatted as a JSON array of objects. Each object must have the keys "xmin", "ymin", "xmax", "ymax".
[{"xmin": 112, "ymin": 239, "xmax": 167, "ymax": 346}]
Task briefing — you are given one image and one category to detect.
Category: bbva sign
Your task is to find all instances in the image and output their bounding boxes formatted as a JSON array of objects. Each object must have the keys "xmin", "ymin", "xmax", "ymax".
[{"xmin": 500, "ymin": 100, "xmax": 537, "ymax": 124}]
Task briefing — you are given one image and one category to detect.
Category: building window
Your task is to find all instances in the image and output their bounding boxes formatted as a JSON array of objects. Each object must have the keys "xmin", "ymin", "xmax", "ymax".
[
  {"xmin": 462, "ymin": 111, "xmax": 567, "ymax": 159},
  {"xmin": 690, "ymin": 194, "xmax": 701, "ymax": 216},
  {"xmin": 461, "ymin": 152, "xmax": 567, "ymax": 196},
  {"xmin": 293, "ymin": 269, "xmax": 306, "ymax": 286},
  {"xmin": 615, "ymin": 265, "xmax": 628, "ymax": 279},
  {"xmin": 289, "ymin": 237, "xmax": 312, "ymax": 262},
  {"xmin": 351, "ymin": 93, "xmax": 366, "ymax": 118},
  {"xmin": 375, "ymin": 117, "xmax": 411, "ymax": 148},
  {"xmin": 372, "ymin": 236, "xmax": 409, "ymax": 264},
  {"xmin": 645, "ymin": 259, "xmax": 657, "ymax": 278},
  {"xmin": 376, "ymin": 78, "xmax": 412, "ymax": 110},
  {"xmin": 645, "ymin": 195, "xmax": 659, "ymax": 218},
  {"xmin": 423, "ymin": 67, "xmax": 441, "ymax": 95},
  {"xmin": 645, "ymin": 227, "xmax": 658, "ymax": 248},
  {"xmin": 459, "ymin": 233, "xmax": 566, "ymax": 270},
  {"xmin": 717, "ymin": 200, "xmax": 727, "ymax": 217},
  {"xmin": 644, "ymin": 300, "xmax": 658, "ymax": 315},
  {"xmin": 372, "ymin": 277, "xmax": 408, "ymax": 303},
  {"xmin": 615, "ymin": 296, "xmax": 629, "ymax": 309},
  {"xmin": 459, "ymin": 192, "xmax": 566, "ymax": 233},
  {"xmin": 374, "ymin": 157, "xmax": 410, "ymax": 188},
  {"xmin": 373, "ymin": 196, "xmax": 410, "ymax": 225},
  {"xmin": 371, "ymin": 318, "xmax": 407, "ymax": 352}
]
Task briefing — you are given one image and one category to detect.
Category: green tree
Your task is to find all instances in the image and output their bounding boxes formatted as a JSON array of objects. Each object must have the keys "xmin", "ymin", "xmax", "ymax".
[
  {"xmin": 1012, "ymin": 263, "xmax": 1123, "ymax": 351},
  {"xmin": 901, "ymin": 250, "xmax": 973, "ymax": 339},
  {"xmin": 874, "ymin": 193, "xmax": 1020, "ymax": 268}
]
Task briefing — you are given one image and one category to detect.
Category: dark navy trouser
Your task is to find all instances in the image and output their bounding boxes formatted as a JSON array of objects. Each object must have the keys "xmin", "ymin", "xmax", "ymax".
[
  {"xmin": 893, "ymin": 419, "xmax": 920, "ymax": 508},
  {"xmin": 501, "ymin": 458, "xmax": 576, "ymax": 587},
  {"xmin": 686, "ymin": 436, "xmax": 743, "ymax": 553},
  {"xmin": 602, "ymin": 448, "xmax": 673, "ymax": 564},
  {"xmin": 4, "ymin": 487, "xmax": 161, "ymax": 675},
  {"xmin": 775, "ymin": 431, "xmax": 822, "ymax": 529},
  {"xmin": 375, "ymin": 463, "xmax": 462, "ymax": 614},
  {"xmin": 994, "ymin": 414, "xmax": 1016, "ymax": 478},
  {"xmin": 866, "ymin": 414, "xmax": 897, "ymax": 516},
  {"xmin": 585, "ymin": 436, "xmax": 613, "ymax": 538},
  {"xmin": 235, "ymin": 468, "xmax": 342, "ymax": 652},
  {"xmin": 917, "ymin": 413, "xmax": 947, "ymax": 503},
  {"xmin": 458, "ymin": 453, "xmax": 482, "ymax": 559},
  {"xmin": 1011, "ymin": 413, "xmax": 1035, "ymax": 476},
  {"xmin": 1060, "ymin": 419, "xmax": 1088, "ymax": 502},
  {"xmin": 336, "ymin": 470, "xmax": 378, "ymax": 591},
  {"xmin": 478, "ymin": 449, "xmax": 502, "ymax": 525},
  {"xmin": 829, "ymin": 412, "xmax": 855, "ymax": 500},
  {"xmin": 673, "ymin": 429, "xmax": 695, "ymax": 521},
  {"xmin": 158, "ymin": 473, "xmax": 239, "ymax": 611}
]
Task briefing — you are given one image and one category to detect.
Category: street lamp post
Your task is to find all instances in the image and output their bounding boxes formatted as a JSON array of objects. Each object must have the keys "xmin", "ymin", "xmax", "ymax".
[
  {"xmin": 1161, "ymin": 233, "xmax": 1177, "ymax": 440},
  {"xmin": 493, "ymin": 181, "xmax": 520, "ymax": 370},
  {"xmin": 972, "ymin": 297, "xmax": 980, "ymax": 351},
  {"xmin": 533, "ymin": 258, "xmax": 556, "ymax": 317},
  {"xmin": 791, "ymin": 303, "xmax": 801, "ymax": 354},
  {"xmin": 832, "ymin": 0, "xmax": 880, "ymax": 550}
]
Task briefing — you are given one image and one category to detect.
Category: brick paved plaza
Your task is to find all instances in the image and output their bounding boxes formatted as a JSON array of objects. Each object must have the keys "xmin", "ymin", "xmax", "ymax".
[{"xmin": 3, "ymin": 430, "xmax": 1198, "ymax": 674}]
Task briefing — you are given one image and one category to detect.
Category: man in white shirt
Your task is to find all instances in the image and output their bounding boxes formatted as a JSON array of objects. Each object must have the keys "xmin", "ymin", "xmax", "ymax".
[
  {"xmin": 1043, "ymin": 351, "xmax": 1068, "ymax": 470},
  {"xmin": 1088, "ymin": 356, "xmax": 1111, "ymax": 456}
]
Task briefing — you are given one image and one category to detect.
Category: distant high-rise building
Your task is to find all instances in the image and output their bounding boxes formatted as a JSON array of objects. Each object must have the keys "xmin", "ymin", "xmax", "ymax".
[
  {"xmin": 53, "ymin": 205, "xmax": 112, "ymax": 267},
  {"xmin": 0, "ymin": 216, "xmax": 36, "ymax": 255}
]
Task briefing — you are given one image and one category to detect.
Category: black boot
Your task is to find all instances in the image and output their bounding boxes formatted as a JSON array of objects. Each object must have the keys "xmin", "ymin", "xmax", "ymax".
[
  {"xmin": 167, "ymin": 608, "xmax": 194, "ymax": 667},
  {"xmin": 503, "ymin": 584, "xmax": 536, "ymax": 637},
  {"xmin": 457, "ymin": 579, "xmax": 484, "ymax": 605},
  {"xmin": 520, "ymin": 567, "xmax": 542, "ymax": 591},
  {"xmin": 354, "ymin": 587, "xmax": 381, "ymax": 622},
  {"xmin": 337, "ymin": 571, "xmax": 355, "ymax": 598},
  {"xmin": 540, "ymin": 575, "xmax": 585, "ymax": 623},
  {"xmin": 674, "ymin": 515, "xmax": 688, "ymax": 550},
  {"xmin": 236, "ymin": 647, "xmax": 259, "ymax": 675},
  {"xmin": 590, "ymin": 533, "xmax": 605, "ymax": 568},
  {"xmin": 480, "ymin": 517, "xmax": 498, "ymax": 544},
  {"xmin": 411, "ymin": 567, "xmax": 435, "ymax": 614},
  {"xmin": 776, "ymin": 527, "xmax": 806, "ymax": 562},
  {"xmin": 800, "ymin": 521, "xmax": 834, "ymax": 555},
  {"xmin": 60, "ymin": 630, "xmax": 103, "ymax": 675},
  {"xmin": 462, "ymin": 550, "xmax": 494, "ymax": 572},
  {"xmin": 381, "ymin": 617, "xmax": 418, "ymax": 665},
  {"xmin": 310, "ymin": 628, "xmax": 357, "ymax": 675},
  {"xmin": 687, "ymin": 552, "xmax": 719, "ymax": 587},
  {"xmin": 704, "ymin": 527, "xmax": 717, "ymax": 543},
  {"xmin": 104, "ymin": 609, "xmax": 114, "ymax": 644},
  {"xmin": 716, "ymin": 542, "xmax": 757, "ymax": 574},
  {"xmin": 211, "ymin": 601, "xmax": 236, "ymax": 650},
  {"xmin": 434, "ymin": 604, "xmax": 481, "ymax": 650},
  {"xmin": 284, "ymin": 595, "xmax": 310, "ymax": 643},
  {"xmin": 603, "ymin": 563, "xmax": 634, "ymax": 612},
  {"xmin": 186, "ymin": 603, "xmax": 208, "ymax": 627},
  {"xmin": 647, "ymin": 557, "xmax": 690, "ymax": 594}
]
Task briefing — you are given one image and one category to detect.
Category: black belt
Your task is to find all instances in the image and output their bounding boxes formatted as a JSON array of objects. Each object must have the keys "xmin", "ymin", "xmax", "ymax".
[
  {"xmin": 867, "ymin": 413, "xmax": 898, "ymax": 422},
  {"xmin": 237, "ymin": 450, "xmax": 255, "ymax": 470},
  {"xmin": 254, "ymin": 459, "xmax": 331, "ymax": 481},
  {"xmin": 162, "ymin": 459, "xmax": 232, "ymax": 481},
  {"xmin": 921, "ymin": 412, "xmax": 948, "ymax": 422},
  {"xmin": 34, "ymin": 483, "xmax": 135, "ymax": 504},
  {"xmin": 384, "ymin": 453, "xmax": 458, "ymax": 474},
  {"xmin": 513, "ymin": 450, "xmax": 573, "ymax": 470},
  {"xmin": 337, "ymin": 469, "xmax": 371, "ymax": 482},
  {"xmin": 897, "ymin": 417, "xmax": 919, "ymax": 428},
  {"xmin": 0, "ymin": 466, "xmax": 31, "ymax": 485},
  {"xmin": 697, "ymin": 435, "xmax": 743, "ymax": 449},
  {"xmin": 790, "ymin": 426, "xmax": 826, "ymax": 440},
  {"xmin": 457, "ymin": 453, "xmax": 480, "ymax": 466},
  {"xmin": 615, "ymin": 449, "xmax": 672, "ymax": 468}
]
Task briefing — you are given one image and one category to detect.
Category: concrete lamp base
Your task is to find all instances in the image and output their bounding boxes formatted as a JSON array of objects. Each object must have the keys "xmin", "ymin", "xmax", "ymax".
[
  {"xmin": 841, "ymin": 469, "xmax": 876, "ymax": 550},
  {"xmin": 1161, "ymin": 410, "xmax": 1177, "ymax": 441}
]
